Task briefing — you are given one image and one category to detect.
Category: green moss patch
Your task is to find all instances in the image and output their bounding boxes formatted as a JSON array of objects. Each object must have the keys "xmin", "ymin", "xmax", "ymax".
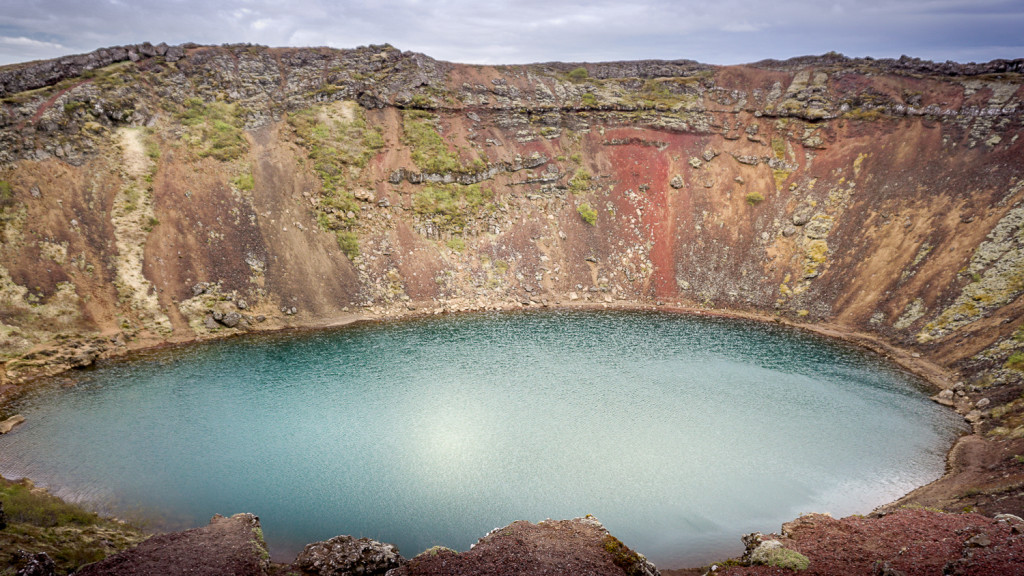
[
  {"xmin": 412, "ymin": 183, "xmax": 494, "ymax": 234},
  {"xmin": 402, "ymin": 111, "xmax": 485, "ymax": 174},
  {"xmin": 0, "ymin": 477, "xmax": 146, "ymax": 575}
]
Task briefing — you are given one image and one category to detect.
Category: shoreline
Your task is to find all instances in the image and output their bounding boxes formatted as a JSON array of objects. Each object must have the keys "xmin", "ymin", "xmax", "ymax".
[{"xmin": 0, "ymin": 298, "xmax": 978, "ymax": 570}]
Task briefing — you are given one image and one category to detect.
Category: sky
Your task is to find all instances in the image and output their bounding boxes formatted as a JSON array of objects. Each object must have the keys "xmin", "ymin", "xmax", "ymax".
[{"xmin": 0, "ymin": 0, "xmax": 1022, "ymax": 67}]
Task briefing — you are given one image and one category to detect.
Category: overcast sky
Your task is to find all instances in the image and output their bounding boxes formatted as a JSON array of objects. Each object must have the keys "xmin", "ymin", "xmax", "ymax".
[{"xmin": 1, "ymin": 0, "xmax": 1022, "ymax": 67}]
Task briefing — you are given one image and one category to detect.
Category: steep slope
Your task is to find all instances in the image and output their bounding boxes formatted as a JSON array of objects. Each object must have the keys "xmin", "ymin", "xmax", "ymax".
[{"xmin": 1, "ymin": 42, "xmax": 1024, "ymax": 554}]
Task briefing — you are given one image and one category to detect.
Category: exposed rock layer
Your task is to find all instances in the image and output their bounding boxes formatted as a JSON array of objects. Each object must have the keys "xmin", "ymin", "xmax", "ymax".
[{"xmin": 1, "ymin": 43, "xmax": 1024, "ymax": 573}]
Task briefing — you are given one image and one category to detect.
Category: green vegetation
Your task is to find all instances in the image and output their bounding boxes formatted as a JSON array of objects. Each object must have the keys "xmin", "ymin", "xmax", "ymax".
[
  {"xmin": 289, "ymin": 104, "xmax": 385, "ymax": 232},
  {"xmin": 143, "ymin": 134, "xmax": 161, "ymax": 162},
  {"xmin": 0, "ymin": 478, "xmax": 146, "ymax": 574},
  {"xmin": 745, "ymin": 191, "xmax": 765, "ymax": 206},
  {"xmin": 569, "ymin": 168, "xmax": 592, "ymax": 193},
  {"xmin": 567, "ymin": 67, "xmax": 589, "ymax": 82},
  {"xmin": 577, "ymin": 202, "xmax": 598, "ymax": 226},
  {"xmin": 177, "ymin": 97, "xmax": 248, "ymax": 161},
  {"xmin": 412, "ymin": 183, "xmax": 494, "ymax": 233},
  {"xmin": 751, "ymin": 545, "xmax": 810, "ymax": 571},
  {"xmin": 335, "ymin": 230, "xmax": 360, "ymax": 261},
  {"xmin": 581, "ymin": 92, "xmax": 599, "ymax": 108},
  {"xmin": 602, "ymin": 535, "xmax": 647, "ymax": 576},
  {"xmin": 1005, "ymin": 352, "xmax": 1024, "ymax": 371},
  {"xmin": 771, "ymin": 137, "xmax": 787, "ymax": 160},
  {"xmin": 446, "ymin": 237, "xmax": 466, "ymax": 252},
  {"xmin": 843, "ymin": 107, "xmax": 883, "ymax": 121},
  {"xmin": 0, "ymin": 180, "xmax": 13, "ymax": 207},
  {"xmin": 1, "ymin": 482, "xmax": 100, "ymax": 526},
  {"xmin": 402, "ymin": 110, "xmax": 485, "ymax": 174},
  {"xmin": 231, "ymin": 170, "xmax": 254, "ymax": 192}
]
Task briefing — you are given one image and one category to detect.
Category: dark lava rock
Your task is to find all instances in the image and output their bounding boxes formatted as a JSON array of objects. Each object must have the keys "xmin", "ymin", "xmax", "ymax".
[
  {"xmin": 15, "ymin": 552, "xmax": 55, "ymax": 576},
  {"xmin": 219, "ymin": 312, "xmax": 242, "ymax": 328},
  {"xmin": 76, "ymin": 513, "xmax": 270, "ymax": 576},
  {"xmin": 295, "ymin": 534, "xmax": 403, "ymax": 576},
  {"xmin": 0, "ymin": 500, "xmax": 6, "ymax": 531}
]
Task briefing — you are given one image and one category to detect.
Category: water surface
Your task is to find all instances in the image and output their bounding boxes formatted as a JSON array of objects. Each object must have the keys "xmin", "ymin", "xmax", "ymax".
[{"xmin": 0, "ymin": 311, "xmax": 964, "ymax": 567}]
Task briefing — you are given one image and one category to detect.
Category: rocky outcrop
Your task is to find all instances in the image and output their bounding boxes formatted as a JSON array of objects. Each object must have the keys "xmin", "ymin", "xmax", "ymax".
[
  {"xmin": 295, "ymin": 535, "xmax": 403, "ymax": 576},
  {"xmin": 13, "ymin": 552, "xmax": 55, "ymax": 576},
  {"xmin": 717, "ymin": 509, "xmax": 1024, "ymax": 575},
  {"xmin": 0, "ymin": 414, "xmax": 24, "ymax": 434},
  {"xmin": 75, "ymin": 513, "xmax": 270, "ymax": 576},
  {"xmin": 389, "ymin": 516, "xmax": 659, "ymax": 576},
  {"xmin": 0, "ymin": 42, "xmax": 186, "ymax": 97}
]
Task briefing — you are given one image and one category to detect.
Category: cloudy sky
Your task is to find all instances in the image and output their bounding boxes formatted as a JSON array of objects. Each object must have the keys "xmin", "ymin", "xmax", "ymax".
[{"xmin": 1, "ymin": 0, "xmax": 1022, "ymax": 67}]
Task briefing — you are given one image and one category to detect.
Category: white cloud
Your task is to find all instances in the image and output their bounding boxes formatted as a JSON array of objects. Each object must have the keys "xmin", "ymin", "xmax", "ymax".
[
  {"xmin": 0, "ymin": 35, "xmax": 65, "ymax": 50},
  {"xmin": 0, "ymin": 0, "xmax": 1019, "ymax": 67}
]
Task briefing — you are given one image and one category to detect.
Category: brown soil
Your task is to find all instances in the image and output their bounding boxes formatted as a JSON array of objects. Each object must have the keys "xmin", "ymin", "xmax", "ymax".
[
  {"xmin": 75, "ymin": 513, "xmax": 270, "ymax": 576},
  {"xmin": 716, "ymin": 508, "xmax": 1024, "ymax": 576},
  {"xmin": 390, "ymin": 517, "xmax": 655, "ymax": 576}
]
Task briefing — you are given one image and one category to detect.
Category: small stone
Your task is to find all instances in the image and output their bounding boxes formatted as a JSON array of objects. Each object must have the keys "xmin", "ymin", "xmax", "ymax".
[
  {"xmin": 874, "ymin": 561, "xmax": 907, "ymax": 576},
  {"xmin": 965, "ymin": 533, "xmax": 991, "ymax": 548},
  {"xmin": 938, "ymin": 389, "xmax": 955, "ymax": 400},
  {"xmin": 976, "ymin": 398, "xmax": 990, "ymax": 409},
  {"xmin": 204, "ymin": 316, "xmax": 219, "ymax": 330},
  {"xmin": 995, "ymin": 513, "xmax": 1024, "ymax": 525},
  {"xmin": 670, "ymin": 174, "xmax": 684, "ymax": 188},
  {"xmin": 236, "ymin": 299, "xmax": 248, "ymax": 310},
  {"xmin": 965, "ymin": 410, "xmax": 983, "ymax": 423}
]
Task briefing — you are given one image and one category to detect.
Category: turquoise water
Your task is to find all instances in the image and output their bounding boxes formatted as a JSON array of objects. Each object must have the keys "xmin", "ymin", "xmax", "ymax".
[{"xmin": 0, "ymin": 311, "xmax": 963, "ymax": 567}]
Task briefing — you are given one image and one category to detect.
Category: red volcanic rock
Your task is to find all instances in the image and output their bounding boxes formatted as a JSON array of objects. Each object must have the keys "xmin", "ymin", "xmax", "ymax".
[
  {"xmin": 714, "ymin": 509, "xmax": 1024, "ymax": 576},
  {"xmin": 76, "ymin": 513, "xmax": 270, "ymax": 576},
  {"xmin": 389, "ymin": 516, "xmax": 659, "ymax": 576}
]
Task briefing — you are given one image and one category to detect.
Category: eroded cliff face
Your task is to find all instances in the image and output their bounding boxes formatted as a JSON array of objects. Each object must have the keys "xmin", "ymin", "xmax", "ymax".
[{"xmin": 1, "ymin": 45, "xmax": 1023, "ymax": 442}]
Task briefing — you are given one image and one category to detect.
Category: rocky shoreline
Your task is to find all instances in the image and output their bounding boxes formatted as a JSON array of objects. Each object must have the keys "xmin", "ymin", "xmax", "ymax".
[
  {"xmin": 2, "ymin": 300, "xmax": 1020, "ymax": 575},
  {"xmin": 2, "ymin": 41, "xmax": 1024, "ymax": 573}
]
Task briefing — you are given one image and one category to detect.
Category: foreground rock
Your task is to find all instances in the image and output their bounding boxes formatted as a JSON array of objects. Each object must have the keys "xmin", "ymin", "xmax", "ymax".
[
  {"xmin": 713, "ymin": 508, "xmax": 1024, "ymax": 575},
  {"xmin": 295, "ymin": 534, "xmax": 403, "ymax": 576},
  {"xmin": 0, "ymin": 414, "xmax": 25, "ymax": 434},
  {"xmin": 76, "ymin": 513, "xmax": 270, "ymax": 576},
  {"xmin": 388, "ymin": 516, "xmax": 659, "ymax": 576}
]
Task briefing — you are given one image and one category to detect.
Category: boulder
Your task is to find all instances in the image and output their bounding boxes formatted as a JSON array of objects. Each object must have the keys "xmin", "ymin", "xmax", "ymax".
[
  {"xmin": 744, "ymin": 536, "xmax": 810, "ymax": 571},
  {"xmin": 390, "ymin": 517, "xmax": 657, "ymax": 576},
  {"xmin": 295, "ymin": 535, "xmax": 403, "ymax": 576},
  {"xmin": 77, "ymin": 513, "xmax": 269, "ymax": 576},
  {"xmin": 670, "ymin": 175, "xmax": 684, "ymax": 189},
  {"xmin": 15, "ymin": 552, "xmax": 55, "ymax": 576},
  {"xmin": 219, "ymin": 312, "xmax": 242, "ymax": 328},
  {"xmin": 0, "ymin": 414, "xmax": 26, "ymax": 434}
]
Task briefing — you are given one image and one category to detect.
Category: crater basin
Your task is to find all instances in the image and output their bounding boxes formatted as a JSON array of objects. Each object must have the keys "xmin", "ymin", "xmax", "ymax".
[{"xmin": 0, "ymin": 310, "xmax": 964, "ymax": 567}]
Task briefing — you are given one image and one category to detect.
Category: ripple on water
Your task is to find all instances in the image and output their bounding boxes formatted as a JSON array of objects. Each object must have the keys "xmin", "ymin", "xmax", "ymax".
[{"xmin": 0, "ymin": 310, "xmax": 965, "ymax": 567}]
